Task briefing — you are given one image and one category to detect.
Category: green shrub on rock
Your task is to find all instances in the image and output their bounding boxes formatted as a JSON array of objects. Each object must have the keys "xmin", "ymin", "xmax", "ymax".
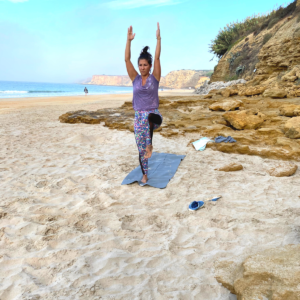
[
  {"xmin": 263, "ymin": 33, "xmax": 273, "ymax": 45},
  {"xmin": 268, "ymin": 17, "xmax": 281, "ymax": 29}
]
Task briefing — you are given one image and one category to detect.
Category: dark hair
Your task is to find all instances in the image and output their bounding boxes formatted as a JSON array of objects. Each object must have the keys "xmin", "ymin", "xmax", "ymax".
[{"xmin": 138, "ymin": 46, "xmax": 153, "ymax": 65}]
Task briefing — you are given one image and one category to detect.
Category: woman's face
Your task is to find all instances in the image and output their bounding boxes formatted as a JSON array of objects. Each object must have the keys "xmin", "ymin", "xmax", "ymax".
[{"xmin": 138, "ymin": 59, "xmax": 152, "ymax": 76}]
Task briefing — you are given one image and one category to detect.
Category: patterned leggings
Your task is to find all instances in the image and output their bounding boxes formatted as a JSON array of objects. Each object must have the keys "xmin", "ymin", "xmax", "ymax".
[{"xmin": 134, "ymin": 109, "xmax": 162, "ymax": 175}]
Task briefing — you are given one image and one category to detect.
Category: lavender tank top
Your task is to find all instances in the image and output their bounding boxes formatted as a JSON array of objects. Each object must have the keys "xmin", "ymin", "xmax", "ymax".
[{"xmin": 132, "ymin": 74, "xmax": 159, "ymax": 111}]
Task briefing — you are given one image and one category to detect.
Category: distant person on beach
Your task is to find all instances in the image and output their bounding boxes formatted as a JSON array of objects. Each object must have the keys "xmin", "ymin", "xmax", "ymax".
[
  {"xmin": 84, "ymin": 87, "xmax": 88, "ymax": 96},
  {"xmin": 125, "ymin": 23, "xmax": 162, "ymax": 184}
]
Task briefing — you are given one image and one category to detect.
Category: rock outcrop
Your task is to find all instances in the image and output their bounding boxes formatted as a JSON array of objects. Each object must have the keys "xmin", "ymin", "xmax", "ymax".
[
  {"xmin": 263, "ymin": 88, "xmax": 287, "ymax": 98},
  {"xmin": 284, "ymin": 116, "xmax": 300, "ymax": 138},
  {"xmin": 216, "ymin": 163, "xmax": 243, "ymax": 172},
  {"xmin": 223, "ymin": 110, "xmax": 266, "ymax": 130},
  {"xmin": 280, "ymin": 104, "xmax": 300, "ymax": 117},
  {"xmin": 215, "ymin": 245, "xmax": 300, "ymax": 300},
  {"xmin": 88, "ymin": 70, "xmax": 211, "ymax": 89},
  {"xmin": 209, "ymin": 99, "xmax": 243, "ymax": 111},
  {"xmin": 265, "ymin": 162, "xmax": 298, "ymax": 176},
  {"xmin": 60, "ymin": 94, "xmax": 300, "ymax": 161}
]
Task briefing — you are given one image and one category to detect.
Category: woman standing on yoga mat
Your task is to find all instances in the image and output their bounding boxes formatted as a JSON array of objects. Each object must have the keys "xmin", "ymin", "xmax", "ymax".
[{"xmin": 125, "ymin": 23, "xmax": 162, "ymax": 184}]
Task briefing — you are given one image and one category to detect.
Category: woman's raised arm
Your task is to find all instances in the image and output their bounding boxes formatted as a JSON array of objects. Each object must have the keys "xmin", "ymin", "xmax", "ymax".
[
  {"xmin": 152, "ymin": 22, "xmax": 161, "ymax": 82},
  {"xmin": 125, "ymin": 26, "xmax": 138, "ymax": 82}
]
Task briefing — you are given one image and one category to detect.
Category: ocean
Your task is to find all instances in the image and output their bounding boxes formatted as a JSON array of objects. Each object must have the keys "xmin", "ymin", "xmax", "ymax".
[{"xmin": 0, "ymin": 81, "xmax": 132, "ymax": 99}]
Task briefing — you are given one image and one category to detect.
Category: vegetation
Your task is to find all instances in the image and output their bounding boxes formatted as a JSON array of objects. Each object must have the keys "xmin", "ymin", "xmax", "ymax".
[
  {"xmin": 209, "ymin": 0, "xmax": 297, "ymax": 59},
  {"xmin": 268, "ymin": 17, "xmax": 281, "ymax": 29},
  {"xmin": 225, "ymin": 74, "xmax": 239, "ymax": 82},
  {"xmin": 206, "ymin": 71, "xmax": 214, "ymax": 77},
  {"xmin": 262, "ymin": 33, "xmax": 273, "ymax": 45}
]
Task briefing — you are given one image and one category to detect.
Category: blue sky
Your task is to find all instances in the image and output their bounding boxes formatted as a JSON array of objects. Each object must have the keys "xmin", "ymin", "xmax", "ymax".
[{"xmin": 0, "ymin": 0, "xmax": 293, "ymax": 83}]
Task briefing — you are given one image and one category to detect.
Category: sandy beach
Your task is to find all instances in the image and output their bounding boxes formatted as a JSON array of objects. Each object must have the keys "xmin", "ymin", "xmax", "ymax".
[
  {"xmin": 0, "ymin": 91, "xmax": 299, "ymax": 300},
  {"xmin": 0, "ymin": 89, "xmax": 195, "ymax": 112}
]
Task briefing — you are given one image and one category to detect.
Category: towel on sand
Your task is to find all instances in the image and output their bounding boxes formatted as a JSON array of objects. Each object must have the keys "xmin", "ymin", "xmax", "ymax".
[
  {"xmin": 192, "ymin": 137, "xmax": 214, "ymax": 151},
  {"xmin": 121, "ymin": 152, "xmax": 185, "ymax": 189},
  {"xmin": 215, "ymin": 136, "xmax": 236, "ymax": 143}
]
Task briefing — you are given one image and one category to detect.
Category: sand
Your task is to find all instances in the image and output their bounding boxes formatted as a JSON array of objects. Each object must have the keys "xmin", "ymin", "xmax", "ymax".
[
  {"xmin": 0, "ymin": 89, "xmax": 194, "ymax": 113},
  {"xmin": 0, "ymin": 92, "xmax": 299, "ymax": 300}
]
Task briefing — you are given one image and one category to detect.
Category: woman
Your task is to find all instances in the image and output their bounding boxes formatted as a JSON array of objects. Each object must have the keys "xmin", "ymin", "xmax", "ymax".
[{"xmin": 125, "ymin": 23, "xmax": 162, "ymax": 184}]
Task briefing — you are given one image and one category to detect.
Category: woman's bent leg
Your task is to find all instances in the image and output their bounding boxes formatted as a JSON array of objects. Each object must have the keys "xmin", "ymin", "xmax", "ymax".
[
  {"xmin": 148, "ymin": 113, "xmax": 162, "ymax": 143},
  {"xmin": 145, "ymin": 112, "xmax": 162, "ymax": 159}
]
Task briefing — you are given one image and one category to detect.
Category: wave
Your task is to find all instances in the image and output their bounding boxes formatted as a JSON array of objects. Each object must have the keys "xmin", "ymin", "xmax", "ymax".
[
  {"xmin": 0, "ymin": 91, "xmax": 28, "ymax": 94},
  {"xmin": 0, "ymin": 90, "xmax": 65, "ymax": 94},
  {"xmin": 28, "ymin": 91, "xmax": 64, "ymax": 93}
]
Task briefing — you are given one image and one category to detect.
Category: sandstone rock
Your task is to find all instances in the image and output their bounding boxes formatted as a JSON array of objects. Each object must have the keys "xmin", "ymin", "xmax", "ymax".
[
  {"xmin": 289, "ymin": 89, "xmax": 300, "ymax": 97},
  {"xmin": 229, "ymin": 89, "xmax": 239, "ymax": 96},
  {"xmin": 223, "ymin": 110, "xmax": 266, "ymax": 130},
  {"xmin": 265, "ymin": 162, "xmax": 298, "ymax": 177},
  {"xmin": 276, "ymin": 137, "xmax": 300, "ymax": 151},
  {"xmin": 234, "ymin": 245, "xmax": 300, "ymax": 300},
  {"xmin": 238, "ymin": 86, "xmax": 266, "ymax": 96},
  {"xmin": 263, "ymin": 89, "xmax": 287, "ymax": 98},
  {"xmin": 209, "ymin": 99, "xmax": 243, "ymax": 111},
  {"xmin": 280, "ymin": 105, "xmax": 300, "ymax": 117},
  {"xmin": 284, "ymin": 116, "xmax": 300, "ymax": 139},
  {"xmin": 59, "ymin": 108, "xmax": 135, "ymax": 131},
  {"xmin": 220, "ymin": 89, "xmax": 231, "ymax": 97},
  {"xmin": 282, "ymin": 75, "xmax": 298, "ymax": 82},
  {"xmin": 208, "ymin": 89, "xmax": 219, "ymax": 95},
  {"xmin": 220, "ymin": 89, "xmax": 239, "ymax": 97},
  {"xmin": 59, "ymin": 110, "xmax": 103, "ymax": 124},
  {"xmin": 282, "ymin": 65, "xmax": 300, "ymax": 81},
  {"xmin": 216, "ymin": 163, "xmax": 243, "ymax": 172},
  {"xmin": 214, "ymin": 260, "xmax": 243, "ymax": 294},
  {"xmin": 203, "ymin": 94, "xmax": 213, "ymax": 99}
]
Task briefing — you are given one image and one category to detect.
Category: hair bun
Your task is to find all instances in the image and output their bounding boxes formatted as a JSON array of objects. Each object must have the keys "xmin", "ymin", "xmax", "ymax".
[
  {"xmin": 138, "ymin": 46, "xmax": 153, "ymax": 65},
  {"xmin": 141, "ymin": 46, "xmax": 149, "ymax": 54}
]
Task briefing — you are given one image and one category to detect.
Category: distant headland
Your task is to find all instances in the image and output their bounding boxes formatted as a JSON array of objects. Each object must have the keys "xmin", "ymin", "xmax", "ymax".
[{"xmin": 84, "ymin": 69, "xmax": 213, "ymax": 89}]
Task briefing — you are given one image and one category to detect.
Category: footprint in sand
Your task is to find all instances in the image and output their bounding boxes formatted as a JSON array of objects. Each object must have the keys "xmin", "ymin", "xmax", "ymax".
[{"xmin": 36, "ymin": 180, "xmax": 47, "ymax": 188}]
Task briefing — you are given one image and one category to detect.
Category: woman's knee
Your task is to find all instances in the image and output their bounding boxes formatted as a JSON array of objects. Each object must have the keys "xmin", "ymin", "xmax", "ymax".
[{"xmin": 148, "ymin": 113, "xmax": 162, "ymax": 125}]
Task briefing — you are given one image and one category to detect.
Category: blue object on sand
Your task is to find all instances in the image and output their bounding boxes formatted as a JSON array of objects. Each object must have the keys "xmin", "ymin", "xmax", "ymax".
[
  {"xmin": 189, "ymin": 201, "xmax": 205, "ymax": 211},
  {"xmin": 121, "ymin": 152, "xmax": 185, "ymax": 189},
  {"xmin": 215, "ymin": 136, "xmax": 236, "ymax": 143},
  {"xmin": 209, "ymin": 196, "xmax": 222, "ymax": 202}
]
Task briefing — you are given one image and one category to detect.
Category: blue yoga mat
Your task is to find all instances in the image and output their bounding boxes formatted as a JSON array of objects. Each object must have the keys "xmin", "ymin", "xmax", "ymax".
[{"xmin": 121, "ymin": 152, "xmax": 186, "ymax": 189}]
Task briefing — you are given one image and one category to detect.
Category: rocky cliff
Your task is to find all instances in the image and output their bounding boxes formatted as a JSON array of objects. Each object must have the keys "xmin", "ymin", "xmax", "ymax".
[
  {"xmin": 211, "ymin": 0, "xmax": 300, "ymax": 97},
  {"xmin": 88, "ymin": 70, "xmax": 210, "ymax": 89}
]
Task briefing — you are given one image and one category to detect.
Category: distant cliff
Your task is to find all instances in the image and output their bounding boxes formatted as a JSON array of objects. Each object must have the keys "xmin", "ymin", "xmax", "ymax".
[
  {"xmin": 87, "ymin": 70, "xmax": 211, "ymax": 89},
  {"xmin": 160, "ymin": 70, "xmax": 210, "ymax": 89},
  {"xmin": 89, "ymin": 75, "xmax": 132, "ymax": 86}
]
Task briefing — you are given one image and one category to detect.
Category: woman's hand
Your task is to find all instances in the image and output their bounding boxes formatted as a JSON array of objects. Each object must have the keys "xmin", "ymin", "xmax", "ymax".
[
  {"xmin": 156, "ymin": 22, "xmax": 161, "ymax": 39},
  {"xmin": 127, "ymin": 26, "xmax": 135, "ymax": 41}
]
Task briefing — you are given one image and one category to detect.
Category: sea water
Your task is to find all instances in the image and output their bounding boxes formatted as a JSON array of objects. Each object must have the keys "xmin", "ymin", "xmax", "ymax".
[{"xmin": 0, "ymin": 81, "xmax": 132, "ymax": 99}]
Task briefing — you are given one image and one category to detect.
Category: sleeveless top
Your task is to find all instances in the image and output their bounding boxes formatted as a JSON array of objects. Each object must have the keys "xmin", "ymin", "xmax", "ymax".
[{"xmin": 132, "ymin": 74, "xmax": 159, "ymax": 111}]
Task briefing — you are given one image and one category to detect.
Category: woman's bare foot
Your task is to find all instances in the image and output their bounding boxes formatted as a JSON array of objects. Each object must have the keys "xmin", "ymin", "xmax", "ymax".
[
  {"xmin": 141, "ymin": 174, "xmax": 148, "ymax": 183},
  {"xmin": 145, "ymin": 145, "xmax": 153, "ymax": 159}
]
